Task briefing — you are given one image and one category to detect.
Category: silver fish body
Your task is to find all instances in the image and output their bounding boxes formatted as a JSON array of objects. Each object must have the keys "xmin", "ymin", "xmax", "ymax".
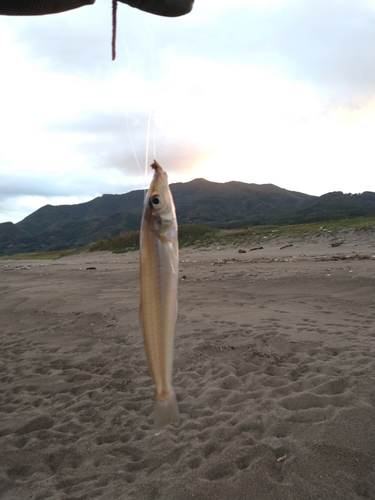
[{"xmin": 140, "ymin": 160, "xmax": 180, "ymax": 434}]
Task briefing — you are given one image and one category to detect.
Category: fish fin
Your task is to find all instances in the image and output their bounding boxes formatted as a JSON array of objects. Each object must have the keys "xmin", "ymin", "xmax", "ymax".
[{"xmin": 154, "ymin": 390, "xmax": 180, "ymax": 435}]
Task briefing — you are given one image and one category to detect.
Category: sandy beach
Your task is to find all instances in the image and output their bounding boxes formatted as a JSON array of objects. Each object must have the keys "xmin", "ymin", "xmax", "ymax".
[{"xmin": 1, "ymin": 235, "xmax": 375, "ymax": 500}]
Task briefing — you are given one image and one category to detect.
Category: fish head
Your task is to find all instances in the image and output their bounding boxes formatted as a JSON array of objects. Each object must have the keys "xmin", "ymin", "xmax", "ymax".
[{"xmin": 144, "ymin": 161, "xmax": 177, "ymax": 237}]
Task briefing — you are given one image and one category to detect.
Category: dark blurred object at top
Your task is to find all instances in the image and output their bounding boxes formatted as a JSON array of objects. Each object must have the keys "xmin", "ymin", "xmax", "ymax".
[{"xmin": 0, "ymin": 0, "xmax": 194, "ymax": 17}]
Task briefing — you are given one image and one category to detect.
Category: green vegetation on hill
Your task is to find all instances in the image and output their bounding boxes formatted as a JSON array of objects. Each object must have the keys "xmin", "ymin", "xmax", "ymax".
[
  {"xmin": 1, "ymin": 217, "xmax": 373, "ymax": 259},
  {"xmin": 88, "ymin": 217, "xmax": 374, "ymax": 254},
  {"xmin": 88, "ymin": 231, "xmax": 140, "ymax": 253},
  {"xmin": 0, "ymin": 248, "xmax": 86, "ymax": 260}
]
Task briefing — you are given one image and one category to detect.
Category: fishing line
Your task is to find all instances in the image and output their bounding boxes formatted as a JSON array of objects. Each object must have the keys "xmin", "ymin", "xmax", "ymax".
[
  {"xmin": 145, "ymin": 23, "xmax": 157, "ymax": 177},
  {"xmin": 119, "ymin": 27, "xmax": 143, "ymax": 180},
  {"xmin": 144, "ymin": 111, "xmax": 157, "ymax": 183},
  {"xmin": 117, "ymin": 14, "xmax": 157, "ymax": 199},
  {"xmin": 145, "ymin": 109, "xmax": 152, "ymax": 180},
  {"xmin": 152, "ymin": 111, "xmax": 156, "ymax": 163}
]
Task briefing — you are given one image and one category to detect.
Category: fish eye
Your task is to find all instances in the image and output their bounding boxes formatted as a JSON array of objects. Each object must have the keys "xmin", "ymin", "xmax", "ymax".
[{"xmin": 150, "ymin": 195, "xmax": 161, "ymax": 207}]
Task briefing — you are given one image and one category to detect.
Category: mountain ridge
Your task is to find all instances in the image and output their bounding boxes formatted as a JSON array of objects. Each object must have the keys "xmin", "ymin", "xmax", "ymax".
[{"xmin": 1, "ymin": 178, "xmax": 374, "ymax": 255}]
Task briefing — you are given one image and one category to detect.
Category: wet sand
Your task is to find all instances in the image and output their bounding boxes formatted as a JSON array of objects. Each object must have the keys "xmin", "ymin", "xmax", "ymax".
[{"xmin": 1, "ymin": 236, "xmax": 375, "ymax": 499}]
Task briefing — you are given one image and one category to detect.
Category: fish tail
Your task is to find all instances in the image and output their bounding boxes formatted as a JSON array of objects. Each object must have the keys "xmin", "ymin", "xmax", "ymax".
[{"xmin": 154, "ymin": 390, "xmax": 180, "ymax": 435}]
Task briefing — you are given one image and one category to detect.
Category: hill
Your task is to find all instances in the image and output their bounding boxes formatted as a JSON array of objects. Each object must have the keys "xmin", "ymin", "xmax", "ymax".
[{"xmin": 0, "ymin": 179, "xmax": 374, "ymax": 255}]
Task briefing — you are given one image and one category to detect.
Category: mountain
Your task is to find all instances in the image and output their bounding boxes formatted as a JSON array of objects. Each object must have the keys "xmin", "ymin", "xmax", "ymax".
[
  {"xmin": 1, "ymin": 179, "xmax": 374, "ymax": 255},
  {"xmin": 16, "ymin": 191, "xmax": 144, "ymax": 236}
]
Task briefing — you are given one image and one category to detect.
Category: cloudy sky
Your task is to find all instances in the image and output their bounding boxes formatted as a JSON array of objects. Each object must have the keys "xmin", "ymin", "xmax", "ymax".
[{"xmin": 1, "ymin": 0, "xmax": 374, "ymax": 224}]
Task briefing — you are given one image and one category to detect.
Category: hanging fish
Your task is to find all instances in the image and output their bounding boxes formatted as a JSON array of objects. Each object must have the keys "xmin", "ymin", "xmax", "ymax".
[{"xmin": 139, "ymin": 160, "xmax": 180, "ymax": 434}]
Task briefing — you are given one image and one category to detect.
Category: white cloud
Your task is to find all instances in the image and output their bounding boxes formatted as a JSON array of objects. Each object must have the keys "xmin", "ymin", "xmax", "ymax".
[{"xmin": 0, "ymin": 0, "xmax": 374, "ymax": 223}]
